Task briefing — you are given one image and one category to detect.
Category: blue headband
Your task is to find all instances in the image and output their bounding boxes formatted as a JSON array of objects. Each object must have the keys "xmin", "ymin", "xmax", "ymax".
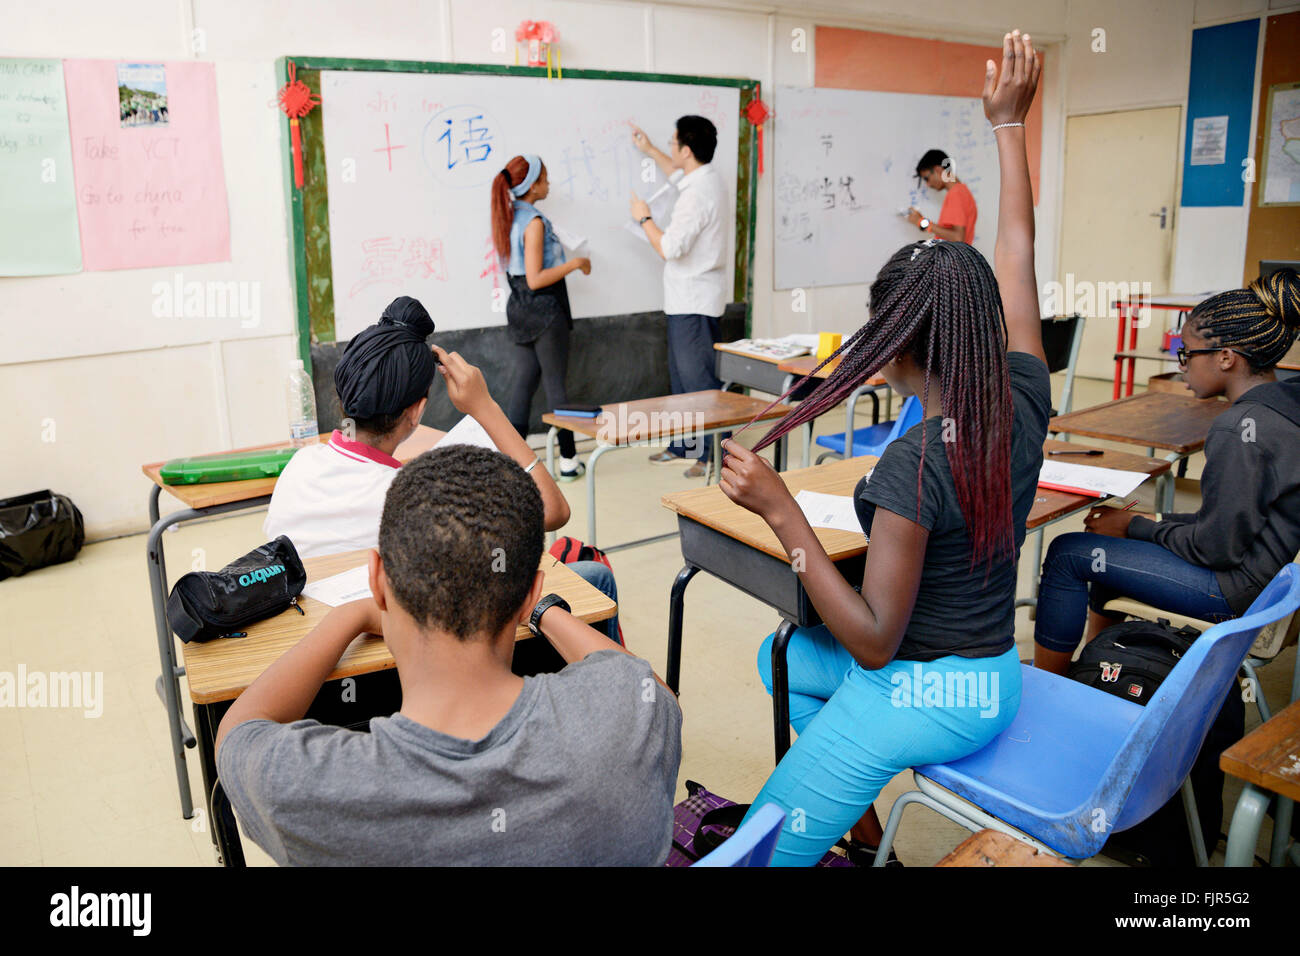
[{"xmin": 509, "ymin": 155, "xmax": 542, "ymax": 198}]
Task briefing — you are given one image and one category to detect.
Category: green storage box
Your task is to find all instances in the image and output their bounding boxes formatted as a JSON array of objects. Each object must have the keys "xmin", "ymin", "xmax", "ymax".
[{"xmin": 160, "ymin": 447, "xmax": 300, "ymax": 485}]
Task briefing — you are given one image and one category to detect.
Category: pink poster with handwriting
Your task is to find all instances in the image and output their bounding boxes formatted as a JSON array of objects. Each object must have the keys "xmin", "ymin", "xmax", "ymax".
[{"xmin": 63, "ymin": 59, "xmax": 230, "ymax": 270}]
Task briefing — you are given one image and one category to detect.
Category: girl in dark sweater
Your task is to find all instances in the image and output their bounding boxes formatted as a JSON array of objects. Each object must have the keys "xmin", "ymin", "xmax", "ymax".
[{"xmin": 1034, "ymin": 269, "xmax": 1300, "ymax": 674}]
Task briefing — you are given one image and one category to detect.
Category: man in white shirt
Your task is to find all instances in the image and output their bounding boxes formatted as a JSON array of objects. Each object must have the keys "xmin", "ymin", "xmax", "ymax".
[{"xmin": 630, "ymin": 115, "xmax": 729, "ymax": 479}]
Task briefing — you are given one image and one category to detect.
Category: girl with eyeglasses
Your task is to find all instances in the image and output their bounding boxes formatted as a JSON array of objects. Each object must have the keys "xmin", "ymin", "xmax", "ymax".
[{"xmin": 1033, "ymin": 267, "xmax": 1300, "ymax": 675}]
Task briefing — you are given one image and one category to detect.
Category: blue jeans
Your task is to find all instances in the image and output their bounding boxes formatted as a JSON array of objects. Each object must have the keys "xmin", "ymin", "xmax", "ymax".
[
  {"xmin": 1033, "ymin": 532, "xmax": 1235, "ymax": 654},
  {"xmin": 570, "ymin": 560, "xmax": 621, "ymax": 644},
  {"xmin": 665, "ymin": 313, "xmax": 726, "ymax": 461},
  {"xmin": 741, "ymin": 625, "xmax": 1021, "ymax": 866}
]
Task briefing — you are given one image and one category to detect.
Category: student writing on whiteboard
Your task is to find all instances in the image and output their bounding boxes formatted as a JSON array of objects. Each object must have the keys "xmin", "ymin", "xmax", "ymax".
[
  {"xmin": 490, "ymin": 154, "xmax": 592, "ymax": 482},
  {"xmin": 904, "ymin": 149, "xmax": 978, "ymax": 244},
  {"xmin": 629, "ymin": 116, "xmax": 729, "ymax": 480}
]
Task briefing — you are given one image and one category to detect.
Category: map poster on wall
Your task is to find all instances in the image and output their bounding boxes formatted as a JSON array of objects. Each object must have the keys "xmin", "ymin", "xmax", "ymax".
[
  {"xmin": 1260, "ymin": 81, "xmax": 1300, "ymax": 207},
  {"xmin": 0, "ymin": 58, "xmax": 82, "ymax": 276},
  {"xmin": 63, "ymin": 59, "xmax": 230, "ymax": 269}
]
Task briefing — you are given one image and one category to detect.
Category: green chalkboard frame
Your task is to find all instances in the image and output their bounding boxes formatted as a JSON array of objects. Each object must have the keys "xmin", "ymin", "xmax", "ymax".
[{"xmin": 275, "ymin": 56, "xmax": 760, "ymax": 369}]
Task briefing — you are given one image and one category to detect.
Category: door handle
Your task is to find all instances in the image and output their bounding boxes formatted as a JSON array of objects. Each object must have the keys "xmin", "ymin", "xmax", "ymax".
[{"xmin": 1149, "ymin": 206, "xmax": 1167, "ymax": 229}]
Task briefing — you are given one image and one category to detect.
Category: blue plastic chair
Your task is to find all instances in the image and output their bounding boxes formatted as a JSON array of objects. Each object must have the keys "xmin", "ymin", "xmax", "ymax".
[
  {"xmin": 692, "ymin": 803, "xmax": 786, "ymax": 867},
  {"xmin": 875, "ymin": 563, "xmax": 1300, "ymax": 866},
  {"xmin": 815, "ymin": 395, "xmax": 923, "ymax": 463}
]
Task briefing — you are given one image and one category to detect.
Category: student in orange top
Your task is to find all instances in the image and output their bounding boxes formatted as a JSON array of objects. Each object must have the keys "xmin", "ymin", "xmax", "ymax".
[{"xmin": 906, "ymin": 149, "xmax": 978, "ymax": 244}]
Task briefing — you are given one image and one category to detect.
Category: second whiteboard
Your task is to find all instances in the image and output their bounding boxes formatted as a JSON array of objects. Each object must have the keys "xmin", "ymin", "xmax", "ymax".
[{"xmin": 774, "ymin": 85, "xmax": 1000, "ymax": 290}]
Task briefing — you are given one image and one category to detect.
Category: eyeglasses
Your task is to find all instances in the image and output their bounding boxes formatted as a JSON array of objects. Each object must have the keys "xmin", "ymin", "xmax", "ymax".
[{"xmin": 1176, "ymin": 346, "xmax": 1253, "ymax": 365}]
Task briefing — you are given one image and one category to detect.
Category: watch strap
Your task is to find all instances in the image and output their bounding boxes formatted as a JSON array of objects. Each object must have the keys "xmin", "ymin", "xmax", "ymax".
[{"xmin": 529, "ymin": 593, "xmax": 572, "ymax": 636}]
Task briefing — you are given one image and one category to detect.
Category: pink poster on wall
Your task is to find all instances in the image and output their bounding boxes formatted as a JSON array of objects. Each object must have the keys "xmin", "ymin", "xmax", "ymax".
[{"xmin": 63, "ymin": 59, "xmax": 230, "ymax": 270}]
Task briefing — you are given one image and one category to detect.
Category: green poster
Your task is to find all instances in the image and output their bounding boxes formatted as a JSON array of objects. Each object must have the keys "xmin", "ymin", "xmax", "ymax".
[{"xmin": 0, "ymin": 58, "xmax": 82, "ymax": 275}]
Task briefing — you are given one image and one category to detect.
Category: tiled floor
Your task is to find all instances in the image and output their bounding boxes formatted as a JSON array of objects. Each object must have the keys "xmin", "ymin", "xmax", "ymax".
[{"xmin": 1, "ymin": 375, "xmax": 1292, "ymax": 867}]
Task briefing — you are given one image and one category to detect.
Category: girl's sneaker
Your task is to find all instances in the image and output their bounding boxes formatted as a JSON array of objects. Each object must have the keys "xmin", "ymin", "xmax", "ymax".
[{"xmin": 558, "ymin": 458, "xmax": 586, "ymax": 482}]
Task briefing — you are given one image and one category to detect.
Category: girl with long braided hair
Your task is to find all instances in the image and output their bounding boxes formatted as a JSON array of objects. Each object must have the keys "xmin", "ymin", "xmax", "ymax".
[
  {"xmin": 1033, "ymin": 268, "xmax": 1300, "ymax": 675},
  {"xmin": 717, "ymin": 31, "xmax": 1048, "ymax": 866}
]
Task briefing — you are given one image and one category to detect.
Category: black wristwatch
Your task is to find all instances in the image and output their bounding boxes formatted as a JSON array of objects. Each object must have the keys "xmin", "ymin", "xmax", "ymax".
[
  {"xmin": 639, "ymin": 215, "xmax": 653, "ymax": 225},
  {"xmin": 528, "ymin": 593, "xmax": 571, "ymax": 637}
]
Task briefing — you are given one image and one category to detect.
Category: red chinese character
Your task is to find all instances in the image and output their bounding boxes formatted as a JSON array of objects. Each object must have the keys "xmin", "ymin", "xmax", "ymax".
[{"xmin": 349, "ymin": 237, "xmax": 404, "ymax": 298}]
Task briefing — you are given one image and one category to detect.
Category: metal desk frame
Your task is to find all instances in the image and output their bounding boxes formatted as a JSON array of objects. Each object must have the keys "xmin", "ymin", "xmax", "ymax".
[
  {"xmin": 545, "ymin": 422, "xmax": 787, "ymax": 555},
  {"xmin": 146, "ymin": 484, "xmax": 272, "ymax": 820}
]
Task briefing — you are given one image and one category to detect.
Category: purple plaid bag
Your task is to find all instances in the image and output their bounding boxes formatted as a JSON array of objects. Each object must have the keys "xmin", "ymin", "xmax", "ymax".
[{"xmin": 664, "ymin": 780, "xmax": 854, "ymax": 867}]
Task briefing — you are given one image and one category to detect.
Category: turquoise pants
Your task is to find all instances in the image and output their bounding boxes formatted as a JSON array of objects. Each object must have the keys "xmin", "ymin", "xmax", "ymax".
[{"xmin": 743, "ymin": 625, "xmax": 1022, "ymax": 866}]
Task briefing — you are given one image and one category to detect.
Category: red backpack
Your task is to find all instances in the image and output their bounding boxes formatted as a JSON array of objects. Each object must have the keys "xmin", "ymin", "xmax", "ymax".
[{"xmin": 547, "ymin": 536, "xmax": 622, "ymax": 645}]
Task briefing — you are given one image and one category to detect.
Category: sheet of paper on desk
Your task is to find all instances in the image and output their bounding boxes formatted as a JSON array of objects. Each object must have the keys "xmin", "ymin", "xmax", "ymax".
[
  {"xmin": 434, "ymin": 415, "xmax": 499, "ymax": 452},
  {"xmin": 1038, "ymin": 460, "xmax": 1150, "ymax": 499},
  {"xmin": 302, "ymin": 566, "xmax": 371, "ymax": 607},
  {"xmin": 795, "ymin": 490, "xmax": 864, "ymax": 534}
]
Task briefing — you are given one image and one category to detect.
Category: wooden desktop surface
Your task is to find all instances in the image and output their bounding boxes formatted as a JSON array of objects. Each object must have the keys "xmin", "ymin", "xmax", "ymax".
[
  {"xmin": 775, "ymin": 355, "xmax": 890, "ymax": 387},
  {"xmin": 1220, "ymin": 698, "xmax": 1300, "ymax": 803},
  {"xmin": 662, "ymin": 440, "xmax": 1170, "ymax": 563},
  {"xmin": 181, "ymin": 548, "xmax": 615, "ymax": 704},
  {"xmin": 542, "ymin": 389, "xmax": 789, "ymax": 443},
  {"xmin": 1049, "ymin": 392, "xmax": 1225, "ymax": 454},
  {"xmin": 142, "ymin": 425, "xmax": 444, "ymax": 511}
]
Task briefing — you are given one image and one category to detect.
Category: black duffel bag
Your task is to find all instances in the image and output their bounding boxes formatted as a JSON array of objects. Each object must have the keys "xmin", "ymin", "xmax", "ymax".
[
  {"xmin": 0, "ymin": 490, "xmax": 85, "ymax": 580},
  {"xmin": 1069, "ymin": 617, "xmax": 1245, "ymax": 866},
  {"xmin": 167, "ymin": 536, "xmax": 307, "ymax": 643}
]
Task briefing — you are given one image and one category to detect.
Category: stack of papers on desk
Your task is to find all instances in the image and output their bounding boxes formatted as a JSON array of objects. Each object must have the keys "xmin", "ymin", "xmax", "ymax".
[
  {"xmin": 1038, "ymin": 460, "xmax": 1150, "ymax": 499},
  {"xmin": 725, "ymin": 338, "xmax": 812, "ymax": 360}
]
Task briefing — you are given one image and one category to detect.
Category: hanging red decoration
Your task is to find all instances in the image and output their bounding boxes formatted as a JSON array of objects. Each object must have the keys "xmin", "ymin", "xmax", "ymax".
[
  {"xmin": 277, "ymin": 61, "xmax": 320, "ymax": 189},
  {"xmin": 744, "ymin": 88, "xmax": 772, "ymax": 176}
]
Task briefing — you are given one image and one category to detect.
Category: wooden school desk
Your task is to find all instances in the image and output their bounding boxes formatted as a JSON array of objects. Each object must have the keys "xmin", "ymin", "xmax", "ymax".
[
  {"xmin": 1049, "ymin": 392, "xmax": 1224, "ymax": 513},
  {"xmin": 185, "ymin": 547, "xmax": 615, "ymax": 866},
  {"xmin": 1017, "ymin": 440, "xmax": 1171, "ymax": 612},
  {"xmin": 778, "ymin": 356, "xmax": 892, "ymax": 468},
  {"xmin": 661, "ymin": 442, "xmax": 1170, "ymax": 763},
  {"xmin": 542, "ymin": 390, "xmax": 789, "ymax": 553},
  {"xmin": 712, "ymin": 343, "xmax": 892, "ymax": 470},
  {"xmin": 1222, "ymin": 697, "xmax": 1300, "ymax": 868},
  {"xmin": 1111, "ymin": 292, "xmax": 1217, "ymax": 399},
  {"xmin": 713, "ymin": 343, "xmax": 814, "ymax": 470},
  {"xmin": 141, "ymin": 425, "xmax": 442, "ymax": 820}
]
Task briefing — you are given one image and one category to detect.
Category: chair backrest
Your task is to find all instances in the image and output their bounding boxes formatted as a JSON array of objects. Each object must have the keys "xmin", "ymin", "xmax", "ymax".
[
  {"xmin": 1087, "ymin": 563, "xmax": 1300, "ymax": 834},
  {"xmin": 885, "ymin": 395, "xmax": 924, "ymax": 444},
  {"xmin": 1041, "ymin": 314, "xmax": 1084, "ymax": 375},
  {"xmin": 692, "ymin": 803, "xmax": 786, "ymax": 867}
]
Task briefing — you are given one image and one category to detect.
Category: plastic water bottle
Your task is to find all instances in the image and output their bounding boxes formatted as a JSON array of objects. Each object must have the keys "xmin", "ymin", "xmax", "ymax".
[{"xmin": 286, "ymin": 359, "xmax": 319, "ymax": 448}]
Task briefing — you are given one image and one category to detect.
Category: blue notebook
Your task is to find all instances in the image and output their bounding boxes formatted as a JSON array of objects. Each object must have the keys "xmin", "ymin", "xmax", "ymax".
[{"xmin": 555, "ymin": 405, "xmax": 602, "ymax": 418}]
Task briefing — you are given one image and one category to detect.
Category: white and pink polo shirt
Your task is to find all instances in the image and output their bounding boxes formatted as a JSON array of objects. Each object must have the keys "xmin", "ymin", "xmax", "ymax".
[{"xmin": 264, "ymin": 430, "xmax": 402, "ymax": 559}]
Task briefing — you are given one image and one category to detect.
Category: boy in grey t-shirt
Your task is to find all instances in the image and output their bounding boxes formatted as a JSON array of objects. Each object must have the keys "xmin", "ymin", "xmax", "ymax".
[{"xmin": 216, "ymin": 445, "xmax": 682, "ymax": 866}]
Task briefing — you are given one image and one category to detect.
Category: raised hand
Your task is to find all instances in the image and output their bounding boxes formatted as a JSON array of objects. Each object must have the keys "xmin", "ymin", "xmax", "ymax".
[
  {"xmin": 982, "ymin": 29, "xmax": 1041, "ymax": 127},
  {"xmin": 432, "ymin": 345, "xmax": 494, "ymax": 420}
]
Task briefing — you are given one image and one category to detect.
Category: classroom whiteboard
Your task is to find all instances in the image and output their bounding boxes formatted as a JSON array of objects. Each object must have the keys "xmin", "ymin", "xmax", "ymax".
[
  {"xmin": 319, "ymin": 70, "xmax": 740, "ymax": 340},
  {"xmin": 773, "ymin": 85, "xmax": 1000, "ymax": 289}
]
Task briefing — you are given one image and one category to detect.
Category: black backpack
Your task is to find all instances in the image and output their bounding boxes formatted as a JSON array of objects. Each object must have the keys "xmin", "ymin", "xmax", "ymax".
[{"xmin": 1068, "ymin": 618, "xmax": 1245, "ymax": 866}]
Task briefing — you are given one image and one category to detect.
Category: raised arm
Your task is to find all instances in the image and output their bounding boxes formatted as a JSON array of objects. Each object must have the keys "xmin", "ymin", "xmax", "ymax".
[
  {"xmin": 983, "ymin": 30, "xmax": 1045, "ymax": 364},
  {"xmin": 433, "ymin": 345, "xmax": 572, "ymax": 531}
]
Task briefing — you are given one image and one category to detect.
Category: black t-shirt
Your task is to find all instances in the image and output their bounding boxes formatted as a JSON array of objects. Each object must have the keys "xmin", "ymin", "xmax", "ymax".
[{"xmin": 853, "ymin": 351, "xmax": 1051, "ymax": 661}]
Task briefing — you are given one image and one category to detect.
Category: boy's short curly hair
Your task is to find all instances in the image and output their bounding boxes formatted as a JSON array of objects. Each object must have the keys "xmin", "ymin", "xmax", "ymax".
[{"xmin": 378, "ymin": 445, "xmax": 544, "ymax": 639}]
